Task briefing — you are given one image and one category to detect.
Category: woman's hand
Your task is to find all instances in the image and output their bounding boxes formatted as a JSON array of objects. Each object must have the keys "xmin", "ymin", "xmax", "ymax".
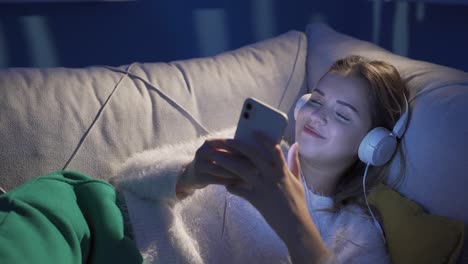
[
  {"xmin": 175, "ymin": 139, "xmax": 245, "ymax": 199},
  {"xmin": 177, "ymin": 132, "xmax": 330, "ymax": 262},
  {"xmin": 199, "ymin": 131, "xmax": 330, "ymax": 263},
  {"xmin": 177, "ymin": 132, "xmax": 307, "ymax": 234},
  {"xmin": 216, "ymin": 132, "xmax": 308, "ymax": 241}
]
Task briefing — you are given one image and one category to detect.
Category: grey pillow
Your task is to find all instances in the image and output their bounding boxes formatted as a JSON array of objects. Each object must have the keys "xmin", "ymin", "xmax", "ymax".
[
  {"xmin": 0, "ymin": 30, "xmax": 307, "ymax": 190},
  {"xmin": 305, "ymin": 22, "xmax": 468, "ymax": 261}
]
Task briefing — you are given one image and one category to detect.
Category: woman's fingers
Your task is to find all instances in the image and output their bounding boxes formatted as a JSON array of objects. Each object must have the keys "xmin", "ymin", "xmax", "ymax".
[
  {"xmin": 287, "ymin": 142, "xmax": 301, "ymax": 180},
  {"xmin": 193, "ymin": 150, "xmax": 248, "ymax": 186},
  {"xmin": 200, "ymin": 139, "xmax": 259, "ymax": 183},
  {"xmin": 226, "ymin": 183, "xmax": 253, "ymax": 201},
  {"xmin": 221, "ymin": 134, "xmax": 286, "ymax": 179},
  {"xmin": 197, "ymin": 158, "xmax": 241, "ymax": 180},
  {"xmin": 200, "ymin": 173, "xmax": 243, "ymax": 186},
  {"xmin": 198, "ymin": 135, "xmax": 289, "ymax": 186}
]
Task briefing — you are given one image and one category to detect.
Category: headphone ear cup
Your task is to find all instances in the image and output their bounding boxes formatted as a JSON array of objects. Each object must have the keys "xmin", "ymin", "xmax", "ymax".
[
  {"xmin": 294, "ymin": 94, "xmax": 311, "ymax": 120},
  {"xmin": 358, "ymin": 127, "xmax": 397, "ymax": 166}
]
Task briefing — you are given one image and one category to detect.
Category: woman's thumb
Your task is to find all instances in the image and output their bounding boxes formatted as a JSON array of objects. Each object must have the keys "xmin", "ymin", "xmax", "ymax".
[{"xmin": 287, "ymin": 142, "xmax": 301, "ymax": 179}]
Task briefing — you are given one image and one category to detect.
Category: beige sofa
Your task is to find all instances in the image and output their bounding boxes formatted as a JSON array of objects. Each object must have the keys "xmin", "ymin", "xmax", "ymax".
[
  {"xmin": 1, "ymin": 22, "xmax": 467, "ymax": 263},
  {"xmin": 0, "ymin": 30, "xmax": 307, "ymax": 190}
]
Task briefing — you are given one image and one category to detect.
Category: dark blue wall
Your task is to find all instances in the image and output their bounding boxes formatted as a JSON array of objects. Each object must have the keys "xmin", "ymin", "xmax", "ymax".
[{"xmin": 0, "ymin": 0, "xmax": 467, "ymax": 71}]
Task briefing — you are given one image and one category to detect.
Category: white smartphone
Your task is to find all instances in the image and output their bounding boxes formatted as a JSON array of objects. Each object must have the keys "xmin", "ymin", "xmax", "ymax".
[{"xmin": 234, "ymin": 97, "xmax": 288, "ymax": 147}]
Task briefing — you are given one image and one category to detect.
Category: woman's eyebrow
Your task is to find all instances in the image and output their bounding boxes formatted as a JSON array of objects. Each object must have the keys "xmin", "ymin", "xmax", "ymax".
[{"xmin": 314, "ymin": 89, "xmax": 360, "ymax": 116}]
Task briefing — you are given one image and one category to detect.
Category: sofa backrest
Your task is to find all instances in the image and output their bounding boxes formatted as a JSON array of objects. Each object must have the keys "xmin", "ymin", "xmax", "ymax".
[{"xmin": 0, "ymin": 30, "xmax": 307, "ymax": 191}]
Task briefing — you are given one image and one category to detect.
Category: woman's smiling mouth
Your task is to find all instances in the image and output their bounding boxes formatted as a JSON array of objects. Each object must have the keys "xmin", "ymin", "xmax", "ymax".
[{"xmin": 303, "ymin": 125, "xmax": 325, "ymax": 139}]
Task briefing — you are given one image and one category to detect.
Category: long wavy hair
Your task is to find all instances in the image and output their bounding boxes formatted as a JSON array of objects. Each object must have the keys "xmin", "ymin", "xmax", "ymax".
[{"xmin": 317, "ymin": 55, "xmax": 408, "ymax": 212}]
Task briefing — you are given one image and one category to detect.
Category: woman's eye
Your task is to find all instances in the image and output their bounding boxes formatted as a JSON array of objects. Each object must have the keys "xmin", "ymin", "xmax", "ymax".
[
  {"xmin": 308, "ymin": 99, "xmax": 321, "ymax": 106},
  {"xmin": 336, "ymin": 112, "xmax": 350, "ymax": 121}
]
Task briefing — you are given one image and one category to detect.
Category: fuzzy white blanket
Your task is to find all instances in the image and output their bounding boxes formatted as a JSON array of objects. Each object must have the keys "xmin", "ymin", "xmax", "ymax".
[{"xmin": 112, "ymin": 127, "xmax": 389, "ymax": 264}]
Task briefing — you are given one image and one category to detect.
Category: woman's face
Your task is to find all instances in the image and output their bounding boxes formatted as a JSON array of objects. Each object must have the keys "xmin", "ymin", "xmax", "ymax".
[{"xmin": 295, "ymin": 73, "xmax": 373, "ymax": 168}]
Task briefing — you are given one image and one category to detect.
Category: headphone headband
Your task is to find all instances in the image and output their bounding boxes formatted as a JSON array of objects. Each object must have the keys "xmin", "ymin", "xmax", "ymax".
[{"xmin": 391, "ymin": 93, "xmax": 409, "ymax": 138}]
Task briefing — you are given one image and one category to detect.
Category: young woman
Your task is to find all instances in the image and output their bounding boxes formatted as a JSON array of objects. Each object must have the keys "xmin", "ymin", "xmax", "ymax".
[{"xmin": 112, "ymin": 55, "xmax": 408, "ymax": 263}]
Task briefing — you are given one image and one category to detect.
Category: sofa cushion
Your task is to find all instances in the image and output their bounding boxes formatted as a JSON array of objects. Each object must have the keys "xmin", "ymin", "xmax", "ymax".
[
  {"xmin": 369, "ymin": 184, "xmax": 465, "ymax": 264},
  {"xmin": 0, "ymin": 30, "xmax": 307, "ymax": 191},
  {"xmin": 305, "ymin": 22, "xmax": 468, "ymax": 262}
]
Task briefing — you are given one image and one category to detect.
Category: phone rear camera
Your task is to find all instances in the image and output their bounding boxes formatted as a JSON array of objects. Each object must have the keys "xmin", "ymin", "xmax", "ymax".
[
  {"xmin": 243, "ymin": 112, "xmax": 249, "ymax": 119},
  {"xmin": 246, "ymin": 103, "xmax": 252, "ymax": 110}
]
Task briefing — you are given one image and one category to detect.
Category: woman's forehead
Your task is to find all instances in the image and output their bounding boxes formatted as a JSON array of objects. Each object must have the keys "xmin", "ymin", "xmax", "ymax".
[{"xmin": 314, "ymin": 73, "xmax": 370, "ymax": 105}]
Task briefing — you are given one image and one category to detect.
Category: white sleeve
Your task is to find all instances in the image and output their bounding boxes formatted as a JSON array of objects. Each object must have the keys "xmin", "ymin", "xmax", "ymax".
[
  {"xmin": 326, "ymin": 210, "xmax": 391, "ymax": 264},
  {"xmin": 111, "ymin": 127, "xmax": 236, "ymax": 202}
]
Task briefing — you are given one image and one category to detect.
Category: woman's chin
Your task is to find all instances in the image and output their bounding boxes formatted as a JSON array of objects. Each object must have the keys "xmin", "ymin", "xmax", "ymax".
[
  {"xmin": 298, "ymin": 146, "xmax": 323, "ymax": 160},
  {"xmin": 297, "ymin": 134, "xmax": 326, "ymax": 148}
]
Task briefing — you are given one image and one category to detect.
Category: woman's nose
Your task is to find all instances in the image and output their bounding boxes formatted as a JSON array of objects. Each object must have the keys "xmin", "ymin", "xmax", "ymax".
[{"xmin": 309, "ymin": 107, "xmax": 327, "ymax": 125}]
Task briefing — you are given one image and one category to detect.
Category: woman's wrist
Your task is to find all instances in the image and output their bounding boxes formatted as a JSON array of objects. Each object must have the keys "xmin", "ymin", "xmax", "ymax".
[
  {"xmin": 175, "ymin": 161, "xmax": 207, "ymax": 199},
  {"xmin": 175, "ymin": 161, "xmax": 196, "ymax": 199}
]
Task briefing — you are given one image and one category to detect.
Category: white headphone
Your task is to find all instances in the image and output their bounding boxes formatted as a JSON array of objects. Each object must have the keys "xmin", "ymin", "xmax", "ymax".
[{"xmin": 294, "ymin": 92, "xmax": 409, "ymax": 166}]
